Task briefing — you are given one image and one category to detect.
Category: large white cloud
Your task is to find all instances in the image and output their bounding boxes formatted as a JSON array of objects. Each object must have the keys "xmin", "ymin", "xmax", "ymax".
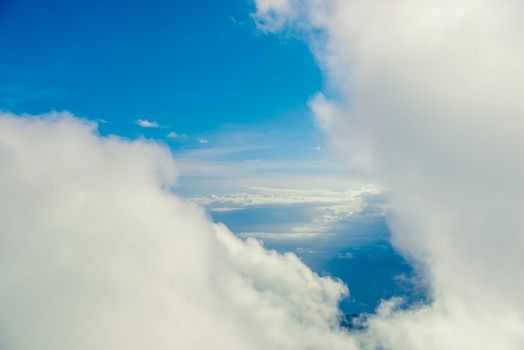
[
  {"xmin": 0, "ymin": 112, "xmax": 358, "ymax": 350},
  {"xmin": 255, "ymin": 0, "xmax": 524, "ymax": 349}
]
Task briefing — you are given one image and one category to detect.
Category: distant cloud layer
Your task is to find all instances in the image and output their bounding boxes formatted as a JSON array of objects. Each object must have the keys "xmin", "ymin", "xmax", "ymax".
[
  {"xmin": 255, "ymin": 0, "xmax": 524, "ymax": 348},
  {"xmin": 193, "ymin": 186, "xmax": 376, "ymax": 208},
  {"xmin": 192, "ymin": 186, "xmax": 381, "ymax": 237},
  {"xmin": 0, "ymin": 113, "xmax": 356, "ymax": 350}
]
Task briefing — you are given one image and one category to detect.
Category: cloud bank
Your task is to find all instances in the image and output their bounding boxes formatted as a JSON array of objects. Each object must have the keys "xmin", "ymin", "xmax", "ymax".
[
  {"xmin": 255, "ymin": 0, "xmax": 524, "ymax": 349},
  {"xmin": 0, "ymin": 112, "xmax": 358, "ymax": 350}
]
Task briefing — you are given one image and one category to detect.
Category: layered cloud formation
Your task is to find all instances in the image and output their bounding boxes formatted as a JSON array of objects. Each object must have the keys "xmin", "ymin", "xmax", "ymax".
[
  {"xmin": 255, "ymin": 0, "xmax": 524, "ymax": 348},
  {"xmin": 0, "ymin": 113, "xmax": 358, "ymax": 350}
]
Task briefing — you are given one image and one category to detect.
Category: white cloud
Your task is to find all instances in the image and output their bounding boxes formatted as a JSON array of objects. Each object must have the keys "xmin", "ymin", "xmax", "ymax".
[
  {"xmin": 197, "ymin": 137, "xmax": 208, "ymax": 144},
  {"xmin": 238, "ymin": 231, "xmax": 322, "ymax": 240},
  {"xmin": 192, "ymin": 186, "xmax": 376, "ymax": 208},
  {"xmin": 255, "ymin": 0, "xmax": 524, "ymax": 348},
  {"xmin": 166, "ymin": 131, "xmax": 188, "ymax": 141},
  {"xmin": 135, "ymin": 119, "xmax": 159, "ymax": 128},
  {"xmin": 191, "ymin": 186, "xmax": 381, "ymax": 237},
  {"xmin": 0, "ymin": 112, "xmax": 358, "ymax": 350}
]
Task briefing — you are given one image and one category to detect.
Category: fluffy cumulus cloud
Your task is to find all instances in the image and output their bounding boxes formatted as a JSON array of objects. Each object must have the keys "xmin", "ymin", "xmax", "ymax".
[
  {"xmin": 255, "ymin": 0, "xmax": 524, "ymax": 349},
  {"xmin": 0, "ymin": 112, "xmax": 358, "ymax": 350}
]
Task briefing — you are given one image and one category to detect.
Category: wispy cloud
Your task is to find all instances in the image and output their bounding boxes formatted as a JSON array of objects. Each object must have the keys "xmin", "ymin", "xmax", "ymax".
[
  {"xmin": 168, "ymin": 130, "xmax": 189, "ymax": 138},
  {"xmin": 169, "ymin": 123, "xmax": 359, "ymax": 196},
  {"xmin": 135, "ymin": 119, "xmax": 159, "ymax": 128}
]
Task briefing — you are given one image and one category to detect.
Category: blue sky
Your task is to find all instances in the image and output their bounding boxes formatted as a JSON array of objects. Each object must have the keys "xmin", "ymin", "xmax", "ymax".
[
  {"xmin": 0, "ymin": 0, "xmax": 321, "ymax": 135},
  {"xmin": 0, "ymin": 0, "xmax": 424, "ymax": 316}
]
